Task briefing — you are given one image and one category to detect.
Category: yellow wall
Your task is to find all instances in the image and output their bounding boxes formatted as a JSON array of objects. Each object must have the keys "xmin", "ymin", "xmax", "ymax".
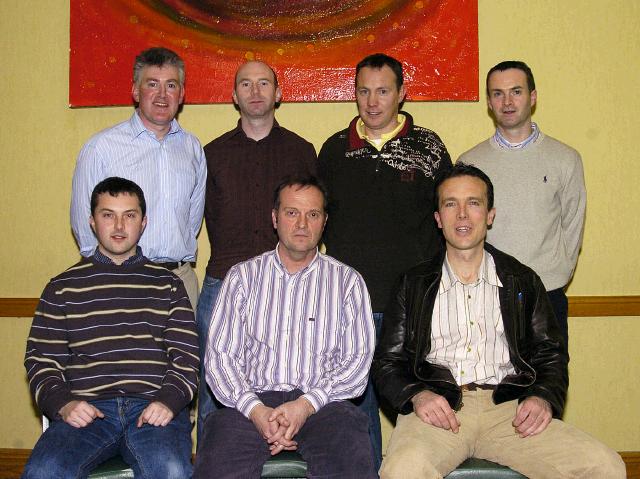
[{"xmin": 1, "ymin": 0, "xmax": 639, "ymax": 451}]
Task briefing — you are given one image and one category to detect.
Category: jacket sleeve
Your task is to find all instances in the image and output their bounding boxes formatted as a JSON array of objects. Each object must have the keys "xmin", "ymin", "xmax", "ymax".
[
  {"xmin": 372, "ymin": 274, "xmax": 430, "ymax": 414},
  {"xmin": 519, "ymin": 272, "xmax": 569, "ymax": 417}
]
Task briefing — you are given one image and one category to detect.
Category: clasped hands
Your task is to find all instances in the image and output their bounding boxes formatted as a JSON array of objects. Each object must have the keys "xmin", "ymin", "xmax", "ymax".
[
  {"xmin": 250, "ymin": 397, "xmax": 316, "ymax": 456},
  {"xmin": 411, "ymin": 389, "xmax": 552, "ymax": 437}
]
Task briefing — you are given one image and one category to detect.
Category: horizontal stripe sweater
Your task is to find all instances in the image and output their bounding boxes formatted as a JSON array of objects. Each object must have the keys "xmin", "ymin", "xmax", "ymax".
[{"xmin": 25, "ymin": 256, "xmax": 199, "ymax": 418}]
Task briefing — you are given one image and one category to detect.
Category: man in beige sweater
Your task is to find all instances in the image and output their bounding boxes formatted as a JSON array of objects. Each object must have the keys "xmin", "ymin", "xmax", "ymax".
[{"xmin": 459, "ymin": 61, "xmax": 586, "ymax": 346}]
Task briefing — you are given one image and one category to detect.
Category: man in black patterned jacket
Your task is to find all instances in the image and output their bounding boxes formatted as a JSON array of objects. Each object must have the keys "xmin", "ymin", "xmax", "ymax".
[{"xmin": 318, "ymin": 53, "xmax": 451, "ymax": 470}]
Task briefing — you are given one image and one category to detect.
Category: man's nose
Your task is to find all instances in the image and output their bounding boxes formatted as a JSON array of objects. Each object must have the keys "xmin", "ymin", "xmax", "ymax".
[
  {"xmin": 115, "ymin": 215, "xmax": 125, "ymax": 230},
  {"xmin": 296, "ymin": 214, "xmax": 308, "ymax": 229},
  {"xmin": 367, "ymin": 92, "xmax": 377, "ymax": 107},
  {"xmin": 457, "ymin": 206, "xmax": 468, "ymax": 219}
]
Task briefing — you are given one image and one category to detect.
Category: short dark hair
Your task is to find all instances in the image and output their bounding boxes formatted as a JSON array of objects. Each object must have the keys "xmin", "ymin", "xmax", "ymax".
[
  {"xmin": 91, "ymin": 177, "xmax": 147, "ymax": 217},
  {"xmin": 133, "ymin": 47, "xmax": 185, "ymax": 86},
  {"xmin": 434, "ymin": 162, "xmax": 494, "ymax": 211},
  {"xmin": 356, "ymin": 53, "xmax": 404, "ymax": 90},
  {"xmin": 486, "ymin": 61, "xmax": 535, "ymax": 96},
  {"xmin": 273, "ymin": 175, "xmax": 329, "ymax": 212}
]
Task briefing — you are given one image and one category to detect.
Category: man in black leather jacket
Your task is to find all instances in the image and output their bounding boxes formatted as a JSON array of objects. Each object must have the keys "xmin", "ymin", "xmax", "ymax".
[{"xmin": 372, "ymin": 163, "xmax": 624, "ymax": 478}]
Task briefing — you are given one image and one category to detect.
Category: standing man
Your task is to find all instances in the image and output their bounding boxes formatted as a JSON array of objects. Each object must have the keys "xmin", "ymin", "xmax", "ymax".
[
  {"xmin": 71, "ymin": 47, "xmax": 206, "ymax": 310},
  {"xmin": 23, "ymin": 177, "xmax": 199, "ymax": 479},
  {"xmin": 459, "ymin": 61, "xmax": 586, "ymax": 344},
  {"xmin": 373, "ymin": 163, "xmax": 624, "ymax": 478},
  {"xmin": 318, "ymin": 52, "xmax": 452, "ymax": 467},
  {"xmin": 196, "ymin": 60, "xmax": 316, "ymax": 440},
  {"xmin": 194, "ymin": 176, "xmax": 376, "ymax": 478}
]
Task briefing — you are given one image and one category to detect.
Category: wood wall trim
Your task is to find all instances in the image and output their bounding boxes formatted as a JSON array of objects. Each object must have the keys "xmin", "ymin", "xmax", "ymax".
[
  {"xmin": 0, "ymin": 449, "xmax": 637, "ymax": 478},
  {"xmin": 0, "ymin": 298, "xmax": 38, "ymax": 318},
  {"xmin": 2, "ymin": 296, "xmax": 640, "ymax": 318}
]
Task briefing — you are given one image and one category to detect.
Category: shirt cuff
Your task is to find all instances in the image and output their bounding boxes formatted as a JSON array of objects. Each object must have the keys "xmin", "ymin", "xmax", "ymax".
[
  {"xmin": 302, "ymin": 388, "xmax": 328, "ymax": 413},
  {"xmin": 237, "ymin": 391, "xmax": 263, "ymax": 419}
]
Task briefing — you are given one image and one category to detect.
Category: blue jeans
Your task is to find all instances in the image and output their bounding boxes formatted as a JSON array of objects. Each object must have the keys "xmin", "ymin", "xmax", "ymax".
[
  {"xmin": 352, "ymin": 311, "xmax": 383, "ymax": 473},
  {"xmin": 195, "ymin": 275, "xmax": 223, "ymax": 446},
  {"xmin": 22, "ymin": 397, "xmax": 192, "ymax": 479}
]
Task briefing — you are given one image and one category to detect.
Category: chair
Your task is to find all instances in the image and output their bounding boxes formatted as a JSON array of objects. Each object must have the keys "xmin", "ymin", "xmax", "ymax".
[{"xmin": 445, "ymin": 457, "xmax": 527, "ymax": 478}]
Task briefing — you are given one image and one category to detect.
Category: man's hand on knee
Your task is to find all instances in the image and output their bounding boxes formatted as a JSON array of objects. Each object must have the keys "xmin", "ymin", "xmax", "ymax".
[
  {"xmin": 137, "ymin": 401, "xmax": 174, "ymax": 427},
  {"xmin": 250, "ymin": 404, "xmax": 298, "ymax": 455},
  {"xmin": 513, "ymin": 396, "xmax": 552, "ymax": 437},
  {"xmin": 411, "ymin": 390, "xmax": 460, "ymax": 433},
  {"xmin": 59, "ymin": 400, "xmax": 104, "ymax": 428},
  {"xmin": 268, "ymin": 397, "xmax": 315, "ymax": 441}
]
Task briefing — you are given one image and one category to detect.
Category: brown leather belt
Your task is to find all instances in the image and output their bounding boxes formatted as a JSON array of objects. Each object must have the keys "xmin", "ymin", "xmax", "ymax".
[{"xmin": 460, "ymin": 383, "xmax": 497, "ymax": 392}]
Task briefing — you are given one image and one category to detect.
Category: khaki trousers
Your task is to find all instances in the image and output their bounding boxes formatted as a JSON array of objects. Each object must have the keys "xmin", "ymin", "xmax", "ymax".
[
  {"xmin": 172, "ymin": 262, "xmax": 199, "ymax": 311},
  {"xmin": 381, "ymin": 389, "xmax": 625, "ymax": 479}
]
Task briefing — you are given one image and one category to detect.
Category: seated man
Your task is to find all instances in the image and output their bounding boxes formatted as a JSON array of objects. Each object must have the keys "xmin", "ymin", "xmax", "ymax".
[
  {"xmin": 194, "ymin": 176, "xmax": 377, "ymax": 478},
  {"xmin": 23, "ymin": 177, "xmax": 199, "ymax": 479},
  {"xmin": 373, "ymin": 163, "xmax": 625, "ymax": 478}
]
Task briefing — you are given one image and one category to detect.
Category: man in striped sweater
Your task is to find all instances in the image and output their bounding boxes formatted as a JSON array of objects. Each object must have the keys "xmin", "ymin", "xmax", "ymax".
[{"xmin": 23, "ymin": 177, "xmax": 199, "ymax": 479}]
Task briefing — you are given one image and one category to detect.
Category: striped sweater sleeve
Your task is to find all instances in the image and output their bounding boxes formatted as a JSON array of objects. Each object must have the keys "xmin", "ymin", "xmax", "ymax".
[
  {"xmin": 155, "ymin": 277, "xmax": 200, "ymax": 414},
  {"xmin": 24, "ymin": 283, "xmax": 75, "ymax": 419}
]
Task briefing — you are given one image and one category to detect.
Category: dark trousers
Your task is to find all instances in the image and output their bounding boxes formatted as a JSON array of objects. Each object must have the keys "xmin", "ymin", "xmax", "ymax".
[
  {"xmin": 547, "ymin": 288, "xmax": 569, "ymax": 347},
  {"xmin": 193, "ymin": 390, "xmax": 377, "ymax": 479}
]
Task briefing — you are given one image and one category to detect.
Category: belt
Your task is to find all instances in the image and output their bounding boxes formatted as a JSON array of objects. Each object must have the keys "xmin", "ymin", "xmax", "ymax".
[
  {"xmin": 159, "ymin": 261, "xmax": 195, "ymax": 270},
  {"xmin": 460, "ymin": 383, "xmax": 497, "ymax": 392}
]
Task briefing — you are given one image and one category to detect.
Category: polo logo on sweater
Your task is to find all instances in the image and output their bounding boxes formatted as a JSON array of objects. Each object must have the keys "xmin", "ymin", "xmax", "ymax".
[
  {"xmin": 544, "ymin": 176, "xmax": 548, "ymax": 183},
  {"xmin": 400, "ymin": 169, "xmax": 415, "ymax": 182}
]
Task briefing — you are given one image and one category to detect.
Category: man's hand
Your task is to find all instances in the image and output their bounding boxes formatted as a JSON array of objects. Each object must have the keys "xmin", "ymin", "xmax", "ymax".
[
  {"xmin": 268, "ymin": 397, "xmax": 315, "ymax": 442},
  {"xmin": 136, "ymin": 401, "xmax": 174, "ymax": 427},
  {"xmin": 411, "ymin": 390, "xmax": 460, "ymax": 433},
  {"xmin": 250, "ymin": 404, "xmax": 297, "ymax": 456},
  {"xmin": 513, "ymin": 396, "xmax": 552, "ymax": 437},
  {"xmin": 59, "ymin": 400, "xmax": 104, "ymax": 428}
]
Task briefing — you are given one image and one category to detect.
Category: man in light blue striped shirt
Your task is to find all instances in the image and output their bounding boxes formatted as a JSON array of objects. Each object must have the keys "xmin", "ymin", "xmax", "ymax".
[
  {"xmin": 70, "ymin": 47, "xmax": 206, "ymax": 309},
  {"xmin": 193, "ymin": 176, "xmax": 377, "ymax": 478}
]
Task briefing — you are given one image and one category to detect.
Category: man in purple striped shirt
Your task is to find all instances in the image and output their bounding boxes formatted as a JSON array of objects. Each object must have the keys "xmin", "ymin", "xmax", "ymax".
[{"xmin": 193, "ymin": 176, "xmax": 377, "ymax": 478}]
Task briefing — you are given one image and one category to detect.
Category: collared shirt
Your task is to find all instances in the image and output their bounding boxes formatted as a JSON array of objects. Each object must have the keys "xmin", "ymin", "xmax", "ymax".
[
  {"xmin": 71, "ymin": 110, "xmax": 207, "ymax": 263},
  {"xmin": 356, "ymin": 114, "xmax": 407, "ymax": 151},
  {"xmin": 205, "ymin": 247, "xmax": 375, "ymax": 418},
  {"xmin": 203, "ymin": 120, "xmax": 316, "ymax": 279},
  {"xmin": 427, "ymin": 251, "xmax": 515, "ymax": 385},
  {"xmin": 93, "ymin": 246, "xmax": 145, "ymax": 266},
  {"xmin": 494, "ymin": 122, "xmax": 540, "ymax": 149}
]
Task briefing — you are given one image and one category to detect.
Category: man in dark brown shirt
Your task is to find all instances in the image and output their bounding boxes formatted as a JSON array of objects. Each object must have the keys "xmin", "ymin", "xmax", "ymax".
[{"xmin": 196, "ymin": 61, "xmax": 316, "ymax": 443}]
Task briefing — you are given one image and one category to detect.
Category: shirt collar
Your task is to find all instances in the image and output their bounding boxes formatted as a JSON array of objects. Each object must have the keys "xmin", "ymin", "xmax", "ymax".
[
  {"xmin": 93, "ymin": 246, "xmax": 145, "ymax": 266},
  {"xmin": 439, "ymin": 250, "xmax": 502, "ymax": 293},
  {"xmin": 229, "ymin": 118, "xmax": 281, "ymax": 141},
  {"xmin": 273, "ymin": 244, "xmax": 320, "ymax": 276},
  {"xmin": 355, "ymin": 114, "xmax": 406, "ymax": 151},
  {"xmin": 130, "ymin": 110, "xmax": 181, "ymax": 139},
  {"xmin": 494, "ymin": 122, "xmax": 540, "ymax": 149}
]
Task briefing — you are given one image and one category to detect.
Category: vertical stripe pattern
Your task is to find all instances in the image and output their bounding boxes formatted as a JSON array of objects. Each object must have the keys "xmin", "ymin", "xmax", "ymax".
[
  {"xmin": 70, "ymin": 111, "xmax": 206, "ymax": 262},
  {"xmin": 427, "ymin": 252, "xmax": 515, "ymax": 385},
  {"xmin": 205, "ymin": 249, "xmax": 375, "ymax": 417}
]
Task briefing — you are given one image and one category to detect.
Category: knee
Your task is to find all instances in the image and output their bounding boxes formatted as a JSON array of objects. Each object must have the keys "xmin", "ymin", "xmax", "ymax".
[
  {"xmin": 589, "ymin": 447, "xmax": 626, "ymax": 478},
  {"xmin": 143, "ymin": 456, "xmax": 192, "ymax": 479},
  {"xmin": 22, "ymin": 455, "xmax": 76, "ymax": 479}
]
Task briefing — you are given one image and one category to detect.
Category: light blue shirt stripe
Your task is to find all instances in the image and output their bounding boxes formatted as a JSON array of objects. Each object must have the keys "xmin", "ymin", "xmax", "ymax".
[
  {"xmin": 70, "ymin": 111, "xmax": 206, "ymax": 262},
  {"xmin": 205, "ymin": 248, "xmax": 375, "ymax": 417}
]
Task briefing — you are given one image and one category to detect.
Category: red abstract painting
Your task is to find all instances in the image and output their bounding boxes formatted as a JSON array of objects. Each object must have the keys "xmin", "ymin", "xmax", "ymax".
[{"xmin": 70, "ymin": 0, "xmax": 478, "ymax": 106}]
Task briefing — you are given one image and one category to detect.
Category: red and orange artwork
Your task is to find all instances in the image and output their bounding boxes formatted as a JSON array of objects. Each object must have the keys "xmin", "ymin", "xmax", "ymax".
[{"xmin": 70, "ymin": 0, "xmax": 478, "ymax": 106}]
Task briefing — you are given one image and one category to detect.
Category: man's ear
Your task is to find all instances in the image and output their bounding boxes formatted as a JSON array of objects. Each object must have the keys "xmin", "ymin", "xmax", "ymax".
[
  {"xmin": 272, "ymin": 210, "xmax": 278, "ymax": 229},
  {"xmin": 232, "ymin": 89, "xmax": 238, "ymax": 105},
  {"xmin": 487, "ymin": 208, "xmax": 496, "ymax": 227},
  {"xmin": 275, "ymin": 86, "xmax": 282, "ymax": 103},
  {"xmin": 141, "ymin": 215, "xmax": 148, "ymax": 231},
  {"xmin": 398, "ymin": 84, "xmax": 406, "ymax": 104},
  {"xmin": 530, "ymin": 89, "xmax": 537, "ymax": 108},
  {"xmin": 89, "ymin": 215, "xmax": 96, "ymax": 233},
  {"xmin": 434, "ymin": 211, "xmax": 443, "ymax": 229},
  {"xmin": 132, "ymin": 83, "xmax": 140, "ymax": 103}
]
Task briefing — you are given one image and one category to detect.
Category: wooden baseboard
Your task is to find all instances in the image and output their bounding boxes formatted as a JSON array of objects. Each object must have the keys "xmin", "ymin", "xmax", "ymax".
[
  {"xmin": 2, "ymin": 296, "xmax": 640, "ymax": 318},
  {"xmin": 1, "ymin": 449, "xmax": 637, "ymax": 478}
]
